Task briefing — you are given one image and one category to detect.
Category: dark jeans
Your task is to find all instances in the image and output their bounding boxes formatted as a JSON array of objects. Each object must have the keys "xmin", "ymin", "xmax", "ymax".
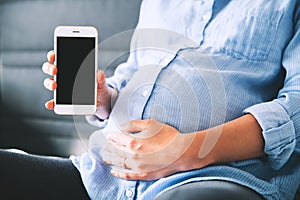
[
  {"xmin": 0, "ymin": 149, "xmax": 265, "ymax": 200},
  {"xmin": 0, "ymin": 149, "xmax": 90, "ymax": 200}
]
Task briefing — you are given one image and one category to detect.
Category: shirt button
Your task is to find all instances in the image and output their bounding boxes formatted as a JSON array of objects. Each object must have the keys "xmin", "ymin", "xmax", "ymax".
[
  {"xmin": 201, "ymin": 13, "xmax": 210, "ymax": 21},
  {"xmin": 142, "ymin": 90, "xmax": 149, "ymax": 97},
  {"xmin": 194, "ymin": 0, "xmax": 205, "ymax": 5},
  {"xmin": 125, "ymin": 188, "xmax": 134, "ymax": 198}
]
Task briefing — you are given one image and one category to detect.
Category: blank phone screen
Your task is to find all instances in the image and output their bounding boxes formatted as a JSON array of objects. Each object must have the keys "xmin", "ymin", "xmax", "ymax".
[{"xmin": 56, "ymin": 37, "xmax": 96, "ymax": 105}]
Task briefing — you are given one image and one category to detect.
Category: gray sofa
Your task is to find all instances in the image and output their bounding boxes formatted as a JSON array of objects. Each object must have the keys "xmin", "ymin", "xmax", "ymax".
[
  {"xmin": 0, "ymin": 0, "xmax": 141, "ymax": 157},
  {"xmin": 0, "ymin": 0, "xmax": 299, "ymax": 199}
]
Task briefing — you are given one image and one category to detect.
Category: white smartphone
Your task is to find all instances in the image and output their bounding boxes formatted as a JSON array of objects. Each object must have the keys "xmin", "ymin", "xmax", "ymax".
[{"xmin": 54, "ymin": 26, "xmax": 98, "ymax": 115}]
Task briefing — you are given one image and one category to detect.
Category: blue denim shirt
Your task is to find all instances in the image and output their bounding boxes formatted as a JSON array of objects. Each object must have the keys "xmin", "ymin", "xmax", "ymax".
[{"xmin": 72, "ymin": 0, "xmax": 300, "ymax": 199}]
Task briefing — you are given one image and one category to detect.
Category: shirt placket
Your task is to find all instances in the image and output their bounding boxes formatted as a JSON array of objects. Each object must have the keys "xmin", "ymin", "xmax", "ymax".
[
  {"xmin": 108, "ymin": 1, "xmax": 216, "ymax": 199},
  {"xmin": 121, "ymin": 181, "xmax": 138, "ymax": 200},
  {"xmin": 108, "ymin": 64, "xmax": 165, "ymax": 127},
  {"xmin": 190, "ymin": 0, "xmax": 214, "ymax": 44},
  {"xmin": 136, "ymin": 1, "xmax": 215, "ymax": 122}
]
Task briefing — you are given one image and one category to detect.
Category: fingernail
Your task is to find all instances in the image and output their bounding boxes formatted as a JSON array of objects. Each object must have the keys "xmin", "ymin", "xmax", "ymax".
[
  {"xmin": 44, "ymin": 101, "xmax": 53, "ymax": 109},
  {"xmin": 111, "ymin": 169, "xmax": 117, "ymax": 176},
  {"xmin": 49, "ymin": 66, "xmax": 56, "ymax": 74},
  {"xmin": 47, "ymin": 50, "xmax": 54, "ymax": 61},
  {"xmin": 52, "ymin": 81, "xmax": 57, "ymax": 90},
  {"xmin": 98, "ymin": 72, "xmax": 105, "ymax": 83}
]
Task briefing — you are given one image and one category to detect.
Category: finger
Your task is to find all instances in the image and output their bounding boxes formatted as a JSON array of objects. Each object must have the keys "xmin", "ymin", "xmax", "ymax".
[
  {"xmin": 45, "ymin": 99, "xmax": 54, "ymax": 110},
  {"xmin": 100, "ymin": 150, "xmax": 118, "ymax": 165},
  {"xmin": 97, "ymin": 70, "xmax": 106, "ymax": 84},
  {"xmin": 111, "ymin": 165, "xmax": 175, "ymax": 181},
  {"xmin": 101, "ymin": 151, "xmax": 129, "ymax": 169},
  {"xmin": 120, "ymin": 120, "xmax": 146, "ymax": 133},
  {"xmin": 106, "ymin": 132, "xmax": 132, "ymax": 147},
  {"xmin": 111, "ymin": 168, "xmax": 150, "ymax": 180},
  {"xmin": 103, "ymin": 140, "xmax": 126, "ymax": 155},
  {"xmin": 106, "ymin": 132, "xmax": 141, "ymax": 150},
  {"xmin": 97, "ymin": 71, "xmax": 108, "ymax": 93},
  {"xmin": 42, "ymin": 62, "xmax": 57, "ymax": 76},
  {"xmin": 47, "ymin": 50, "xmax": 55, "ymax": 62},
  {"xmin": 121, "ymin": 119, "xmax": 163, "ymax": 138},
  {"xmin": 43, "ymin": 78, "xmax": 57, "ymax": 91}
]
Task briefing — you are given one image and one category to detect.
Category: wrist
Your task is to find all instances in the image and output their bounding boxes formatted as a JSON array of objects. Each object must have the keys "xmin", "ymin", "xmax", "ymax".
[
  {"xmin": 176, "ymin": 131, "xmax": 215, "ymax": 172},
  {"xmin": 108, "ymin": 86, "xmax": 118, "ymax": 108},
  {"xmin": 95, "ymin": 86, "xmax": 118, "ymax": 120}
]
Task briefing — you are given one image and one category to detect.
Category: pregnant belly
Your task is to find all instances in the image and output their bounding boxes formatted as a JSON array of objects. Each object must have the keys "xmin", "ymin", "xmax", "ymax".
[{"xmin": 141, "ymin": 67, "xmax": 228, "ymax": 133}]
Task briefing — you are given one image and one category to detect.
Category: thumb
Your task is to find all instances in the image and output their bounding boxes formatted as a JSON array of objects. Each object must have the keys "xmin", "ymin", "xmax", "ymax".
[
  {"xmin": 121, "ymin": 119, "xmax": 159, "ymax": 133},
  {"xmin": 121, "ymin": 119, "xmax": 164, "ymax": 139},
  {"xmin": 120, "ymin": 120, "xmax": 144, "ymax": 133},
  {"xmin": 95, "ymin": 70, "xmax": 111, "ymax": 119},
  {"xmin": 97, "ymin": 70, "xmax": 107, "ymax": 92}
]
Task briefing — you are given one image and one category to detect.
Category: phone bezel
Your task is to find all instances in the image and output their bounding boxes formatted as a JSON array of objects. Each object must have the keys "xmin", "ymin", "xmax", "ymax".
[{"xmin": 54, "ymin": 26, "xmax": 98, "ymax": 115}]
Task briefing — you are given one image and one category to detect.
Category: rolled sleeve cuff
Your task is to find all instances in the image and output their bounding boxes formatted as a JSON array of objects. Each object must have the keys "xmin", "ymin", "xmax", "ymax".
[
  {"xmin": 85, "ymin": 115, "xmax": 108, "ymax": 128},
  {"xmin": 106, "ymin": 71, "xmax": 128, "ymax": 92},
  {"xmin": 106, "ymin": 76, "xmax": 118, "ymax": 91},
  {"xmin": 243, "ymin": 101, "xmax": 296, "ymax": 170}
]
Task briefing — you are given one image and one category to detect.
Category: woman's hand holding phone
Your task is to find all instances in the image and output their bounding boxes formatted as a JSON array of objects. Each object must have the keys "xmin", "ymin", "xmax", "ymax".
[{"xmin": 42, "ymin": 50, "xmax": 117, "ymax": 119}]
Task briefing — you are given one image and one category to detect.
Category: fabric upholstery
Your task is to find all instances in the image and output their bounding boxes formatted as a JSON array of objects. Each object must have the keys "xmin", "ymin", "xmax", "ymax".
[{"xmin": 0, "ymin": 0, "xmax": 141, "ymax": 156}]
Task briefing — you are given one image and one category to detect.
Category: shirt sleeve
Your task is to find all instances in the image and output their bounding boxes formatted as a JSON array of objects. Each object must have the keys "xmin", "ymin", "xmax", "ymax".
[
  {"xmin": 85, "ymin": 1, "xmax": 154, "ymax": 128},
  {"xmin": 106, "ymin": 50, "xmax": 139, "ymax": 92},
  {"xmin": 85, "ymin": 48, "xmax": 139, "ymax": 128},
  {"xmin": 86, "ymin": 21, "xmax": 143, "ymax": 128},
  {"xmin": 243, "ymin": 10, "xmax": 300, "ymax": 170}
]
